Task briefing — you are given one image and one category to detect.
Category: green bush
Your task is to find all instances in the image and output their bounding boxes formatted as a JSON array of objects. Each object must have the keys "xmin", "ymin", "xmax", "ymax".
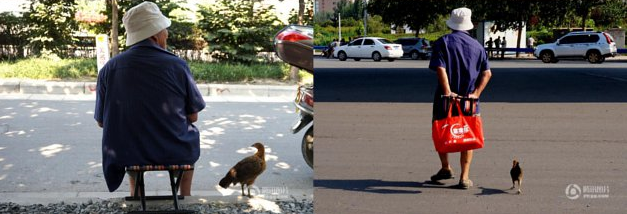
[
  {"xmin": 0, "ymin": 58, "xmax": 301, "ymax": 84},
  {"xmin": 189, "ymin": 61, "xmax": 286, "ymax": 83},
  {"xmin": 0, "ymin": 58, "xmax": 97, "ymax": 80},
  {"xmin": 527, "ymin": 30, "xmax": 554, "ymax": 45}
]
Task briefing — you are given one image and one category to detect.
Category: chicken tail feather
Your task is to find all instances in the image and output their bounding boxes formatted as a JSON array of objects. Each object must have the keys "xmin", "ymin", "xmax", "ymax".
[{"xmin": 219, "ymin": 169, "xmax": 236, "ymax": 188}]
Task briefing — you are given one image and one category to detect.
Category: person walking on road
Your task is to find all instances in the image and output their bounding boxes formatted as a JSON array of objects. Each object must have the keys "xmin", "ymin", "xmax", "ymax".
[
  {"xmin": 94, "ymin": 1, "xmax": 206, "ymax": 196},
  {"xmin": 428, "ymin": 7, "xmax": 492, "ymax": 189}
]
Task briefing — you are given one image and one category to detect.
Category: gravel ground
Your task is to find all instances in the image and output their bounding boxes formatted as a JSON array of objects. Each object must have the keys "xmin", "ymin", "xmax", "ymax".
[{"xmin": 0, "ymin": 199, "xmax": 313, "ymax": 214}]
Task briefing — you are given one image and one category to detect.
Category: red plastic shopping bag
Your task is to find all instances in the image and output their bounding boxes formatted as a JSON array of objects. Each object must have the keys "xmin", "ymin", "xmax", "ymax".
[{"xmin": 432, "ymin": 100, "xmax": 484, "ymax": 153}]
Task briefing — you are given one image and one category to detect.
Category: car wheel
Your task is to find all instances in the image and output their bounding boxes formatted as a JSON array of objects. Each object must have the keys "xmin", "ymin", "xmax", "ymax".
[
  {"xmin": 387, "ymin": 58, "xmax": 395, "ymax": 62},
  {"xmin": 587, "ymin": 51, "xmax": 602, "ymax": 64},
  {"xmin": 410, "ymin": 51, "xmax": 419, "ymax": 60},
  {"xmin": 540, "ymin": 51, "xmax": 554, "ymax": 63},
  {"xmin": 372, "ymin": 52, "xmax": 382, "ymax": 62},
  {"xmin": 338, "ymin": 51, "xmax": 347, "ymax": 61},
  {"xmin": 354, "ymin": 58, "xmax": 361, "ymax": 61}
]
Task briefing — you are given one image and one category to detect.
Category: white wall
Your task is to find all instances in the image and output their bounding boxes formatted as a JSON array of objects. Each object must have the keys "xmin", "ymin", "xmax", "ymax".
[{"xmin": 477, "ymin": 21, "xmax": 527, "ymax": 49}]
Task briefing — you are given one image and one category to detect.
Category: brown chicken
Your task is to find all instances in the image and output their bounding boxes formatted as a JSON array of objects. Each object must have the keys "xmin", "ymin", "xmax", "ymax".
[
  {"xmin": 510, "ymin": 160, "xmax": 523, "ymax": 194},
  {"xmin": 219, "ymin": 142, "xmax": 267, "ymax": 197}
]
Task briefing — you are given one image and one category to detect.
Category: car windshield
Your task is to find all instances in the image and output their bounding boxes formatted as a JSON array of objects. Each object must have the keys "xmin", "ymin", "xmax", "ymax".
[{"xmin": 378, "ymin": 39, "xmax": 394, "ymax": 44}]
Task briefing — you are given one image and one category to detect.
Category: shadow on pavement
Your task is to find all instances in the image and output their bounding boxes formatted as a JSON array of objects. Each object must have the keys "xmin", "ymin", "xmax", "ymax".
[
  {"xmin": 475, "ymin": 187, "xmax": 511, "ymax": 196},
  {"xmin": 314, "ymin": 179, "xmax": 482, "ymax": 194},
  {"xmin": 314, "ymin": 179, "xmax": 422, "ymax": 194}
]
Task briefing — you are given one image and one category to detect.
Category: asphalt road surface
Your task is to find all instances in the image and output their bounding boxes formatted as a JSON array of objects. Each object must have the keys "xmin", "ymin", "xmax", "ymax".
[
  {"xmin": 0, "ymin": 97, "xmax": 313, "ymax": 201},
  {"xmin": 314, "ymin": 57, "xmax": 627, "ymax": 213}
]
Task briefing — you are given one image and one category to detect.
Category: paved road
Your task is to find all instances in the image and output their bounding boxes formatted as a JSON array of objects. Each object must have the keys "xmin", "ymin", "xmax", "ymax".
[
  {"xmin": 0, "ymin": 96, "xmax": 313, "ymax": 203},
  {"xmin": 314, "ymin": 58, "xmax": 627, "ymax": 213}
]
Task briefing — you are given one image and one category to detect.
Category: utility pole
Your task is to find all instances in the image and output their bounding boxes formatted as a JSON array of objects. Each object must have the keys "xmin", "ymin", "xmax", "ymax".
[
  {"xmin": 338, "ymin": 13, "xmax": 341, "ymax": 44},
  {"xmin": 363, "ymin": 0, "xmax": 368, "ymax": 36}
]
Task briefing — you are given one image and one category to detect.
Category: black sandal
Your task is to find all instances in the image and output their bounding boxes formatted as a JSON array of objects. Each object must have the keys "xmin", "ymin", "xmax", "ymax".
[{"xmin": 430, "ymin": 168, "xmax": 454, "ymax": 182}]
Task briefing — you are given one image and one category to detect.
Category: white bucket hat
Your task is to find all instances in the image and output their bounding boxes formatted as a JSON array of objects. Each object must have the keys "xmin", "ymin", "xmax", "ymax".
[
  {"xmin": 122, "ymin": 1, "xmax": 171, "ymax": 46},
  {"xmin": 446, "ymin": 7, "xmax": 474, "ymax": 31}
]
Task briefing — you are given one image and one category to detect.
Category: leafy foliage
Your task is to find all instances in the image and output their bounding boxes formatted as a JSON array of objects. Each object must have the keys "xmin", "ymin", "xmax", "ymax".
[
  {"xmin": 92, "ymin": 0, "xmax": 184, "ymax": 50},
  {"xmin": 288, "ymin": 0, "xmax": 314, "ymax": 25},
  {"xmin": 197, "ymin": 0, "xmax": 281, "ymax": 64},
  {"xmin": 0, "ymin": 12, "xmax": 30, "ymax": 60},
  {"xmin": 368, "ymin": 0, "xmax": 445, "ymax": 37},
  {"xmin": 591, "ymin": 0, "xmax": 627, "ymax": 28},
  {"xmin": 24, "ymin": 0, "xmax": 79, "ymax": 57}
]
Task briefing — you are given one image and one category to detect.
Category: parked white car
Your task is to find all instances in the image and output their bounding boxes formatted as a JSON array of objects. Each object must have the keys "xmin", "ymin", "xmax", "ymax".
[
  {"xmin": 333, "ymin": 37, "xmax": 403, "ymax": 62},
  {"xmin": 534, "ymin": 31, "xmax": 617, "ymax": 63}
]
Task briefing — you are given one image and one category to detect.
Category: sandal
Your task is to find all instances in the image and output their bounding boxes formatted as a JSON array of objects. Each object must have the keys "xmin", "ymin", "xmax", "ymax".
[
  {"xmin": 430, "ymin": 168, "xmax": 454, "ymax": 182},
  {"xmin": 456, "ymin": 179, "xmax": 473, "ymax": 189}
]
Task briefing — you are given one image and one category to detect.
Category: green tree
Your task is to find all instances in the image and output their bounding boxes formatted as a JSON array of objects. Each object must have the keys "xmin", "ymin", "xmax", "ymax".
[
  {"xmin": 476, "ymin": 0, "xmax": 541, "ymax": 57},
  {"xmin": 591, "ymin": 0, "xmax": 627, "ymax": 28},
  {"xmin": 571, "ymin": 0, "xmax": 606, "ymax": 31},
  {"xmin": 0, "ymin": 12, "xmax": 31, "ymax": 60},
  {"xmin": 24, "ymin": 0, "xmax": 78, "ymax": 57},
  {"xmin": 366, "ymin": 15, "xmax": 389, "ymax": 35},
  {"xmin": 95, "ymin": 0, "xmax": 182, "ymax": 51},
  {"xmin": 288, "ymin": 0, "xmax": 314, "ymax": 25},
  {"xmin": 197, "ymin": 0, "xmax": 281, "ymax": 64},
  {"xmin": 367, "ymin": 0, "xmax": 445, "ymax": 37}
]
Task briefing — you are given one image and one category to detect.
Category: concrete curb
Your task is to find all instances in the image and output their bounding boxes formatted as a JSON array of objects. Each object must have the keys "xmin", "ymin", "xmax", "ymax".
[
  {"xmin": 0, "ymin": 190, "xmax": 313, "ymax": 205},
  {"xmin": 0, "ymin": 80, "xmax": 297, "ymax": 97}
]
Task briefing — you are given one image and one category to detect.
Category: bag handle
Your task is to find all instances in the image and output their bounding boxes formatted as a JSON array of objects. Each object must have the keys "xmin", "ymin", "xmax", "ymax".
[{"xmin": 443, "ymin": 95, "xmax": 477, "ymax": 117}]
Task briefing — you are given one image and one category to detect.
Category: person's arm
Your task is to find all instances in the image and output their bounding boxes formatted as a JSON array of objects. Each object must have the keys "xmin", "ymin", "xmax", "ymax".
[
  {"xmin": 469, "ymin": 69, "xmax": 492, "ymax": 99},
  {"xmin": 436, "ymin": 66, "xmax": 457, "ymax": 97},
  {"xmin": 187, "ymin": 113, "xmax": 198, "ymax": 123}
]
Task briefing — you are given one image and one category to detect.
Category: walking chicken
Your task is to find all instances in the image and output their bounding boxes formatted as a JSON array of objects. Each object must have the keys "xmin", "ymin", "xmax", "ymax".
[
  {"xmin": 219, "ymin": 142, "xmax": 267, "ymax": 197},
  {"xmin": 510, "ymin": 160, "xmax": 523, "ymax": 194}
]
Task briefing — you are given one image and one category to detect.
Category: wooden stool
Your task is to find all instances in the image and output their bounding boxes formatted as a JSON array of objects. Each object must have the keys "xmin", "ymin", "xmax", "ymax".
[{"xmin": 125, "ymin": 165, "xmax": 195, "ymax": 214}]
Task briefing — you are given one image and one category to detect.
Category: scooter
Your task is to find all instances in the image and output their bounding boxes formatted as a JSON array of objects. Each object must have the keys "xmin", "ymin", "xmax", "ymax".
[
  {"xmin": 321, "ymin": 46, "xmax": 334, "ymax": 58},
  {"xmin": 274, "ymin": 25, "xmax": 314, "ymax": 168}
]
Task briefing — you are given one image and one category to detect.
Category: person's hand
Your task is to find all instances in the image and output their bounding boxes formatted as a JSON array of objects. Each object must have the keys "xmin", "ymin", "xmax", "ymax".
[
  {"xmin": 468, "ymin": 92, "xmax": 480, "ymax": 99},
  {"xmin": 445, "ymin": 92, "xmax": 459, "ymax": 99}
]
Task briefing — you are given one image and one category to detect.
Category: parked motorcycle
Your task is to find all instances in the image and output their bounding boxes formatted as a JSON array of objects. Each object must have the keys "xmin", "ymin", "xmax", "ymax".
[{"xmin": 274, "ymin": 25, "xmax": 314, "ymax": 168}]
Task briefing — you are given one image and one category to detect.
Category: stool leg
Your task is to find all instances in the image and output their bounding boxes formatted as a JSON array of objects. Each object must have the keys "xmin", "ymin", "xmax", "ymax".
[
  {"xmin": 139, "ymin": 172, "xmax": 146, "ymax": 211},
  {"xmin": 169, "ymin": 170, "xmax": 182, "ymax": 210}
]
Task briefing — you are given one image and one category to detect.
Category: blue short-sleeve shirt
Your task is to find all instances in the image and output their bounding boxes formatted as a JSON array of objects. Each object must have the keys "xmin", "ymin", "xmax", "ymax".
[
  {"xmin": 94, "ymin": 39, "xmax": 206, "ymax": 192},
  {"xmin": 429, "ymin": 30, "xmax": 490, "ymax": 119}
]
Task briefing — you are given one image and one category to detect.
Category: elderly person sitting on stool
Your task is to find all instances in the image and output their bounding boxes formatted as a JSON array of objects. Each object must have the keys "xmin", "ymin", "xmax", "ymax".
[{"xmin": 94, "ymin": 1, "xmax": 205, "ymax": 196}]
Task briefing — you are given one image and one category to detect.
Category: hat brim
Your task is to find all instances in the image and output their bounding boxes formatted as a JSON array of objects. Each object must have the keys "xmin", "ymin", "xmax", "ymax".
[{"xmin": 446, "ymin": 19, "xmax": 474, "ymax": 31}]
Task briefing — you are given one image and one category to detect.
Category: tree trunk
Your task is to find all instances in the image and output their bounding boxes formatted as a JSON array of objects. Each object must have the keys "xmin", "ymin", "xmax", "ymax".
[
  {"xmin": 298, "ymin": 0, "xmax": 304, "ymax": 25},
  {"xmin": 110, "ymin": 0, "xmax": 119, "ymax": 56},
  {"xmin": 516, "ymin": 21, "xmax": 523, "ymax": 58},
  {"xmin": 289, "ymin": 0, "xmax": 305, "ymax": 83},
  {"xmin": 581, "ymin": 9, "xmax": 588, "ymax": 31}
]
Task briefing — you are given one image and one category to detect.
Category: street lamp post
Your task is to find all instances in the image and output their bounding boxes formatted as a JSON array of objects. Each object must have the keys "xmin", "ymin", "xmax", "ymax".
[{"xmin": 338, "ymin": 13, "xmax": 341, "ymax": 45}]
